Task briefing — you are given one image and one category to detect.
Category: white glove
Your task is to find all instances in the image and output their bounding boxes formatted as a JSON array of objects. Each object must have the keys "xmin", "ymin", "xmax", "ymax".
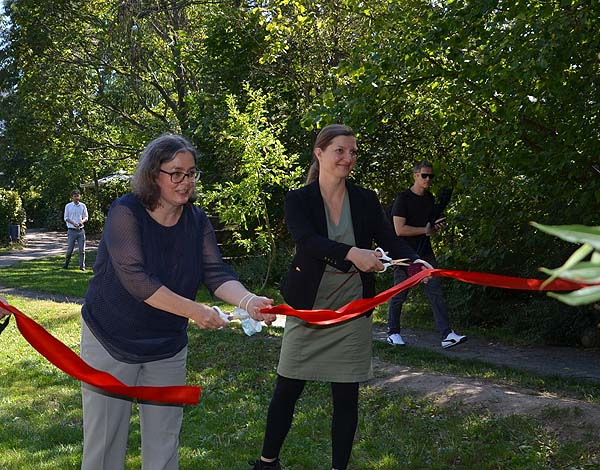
[{"xmin": 234, "ymin": 307, "xmax": 263, "ymax": 336}]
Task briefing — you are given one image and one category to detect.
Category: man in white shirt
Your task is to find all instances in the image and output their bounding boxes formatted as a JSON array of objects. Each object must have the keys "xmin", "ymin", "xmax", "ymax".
[{"xmin": 63, "ymin": 189, "xmax": 89, "ymax": 270}]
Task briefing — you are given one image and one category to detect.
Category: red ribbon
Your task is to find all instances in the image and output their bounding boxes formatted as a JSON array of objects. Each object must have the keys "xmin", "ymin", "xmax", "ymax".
[
  {"xmin": 0, "ymin": 269, "xmax": 593, "ymax": 404},
  {"xmin": 0, "ymin": 302, "xmax": 201, "ymax": 405},
  {"xmin": 262, "ymin": 268, "xmax": 594, "ymax": 326}
]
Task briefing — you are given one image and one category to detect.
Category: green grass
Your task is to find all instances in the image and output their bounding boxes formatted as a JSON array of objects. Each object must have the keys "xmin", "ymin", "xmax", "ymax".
[
  {"xmin": 2, "ymin": 296, "xmax": 599, "ymax": 469},
  {"xmin": 0, "ymin": 253, "xmax": 97, "ymax": 297},
  {"xmin": 0, "ymin": 252, "xmax": 282, "ymax": 303},
  {"xmin": 1, "ymin": 255, "xmax": 600, "ymax": 468}
]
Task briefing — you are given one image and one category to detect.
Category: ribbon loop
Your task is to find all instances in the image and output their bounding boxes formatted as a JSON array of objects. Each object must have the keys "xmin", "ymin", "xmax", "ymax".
[{"xmin": 0, "ymin": 301, "xmax": 201, "ymax": 405}]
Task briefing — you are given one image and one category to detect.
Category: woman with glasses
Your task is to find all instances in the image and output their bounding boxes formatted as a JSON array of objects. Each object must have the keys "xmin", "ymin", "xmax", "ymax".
[
  {"xmin": 252, "ymin": 125, "xmax": 430, "ymax": 470},
  {"xmin": 80, "ymin": 133, "xmax": 276, "ymax": 470}
]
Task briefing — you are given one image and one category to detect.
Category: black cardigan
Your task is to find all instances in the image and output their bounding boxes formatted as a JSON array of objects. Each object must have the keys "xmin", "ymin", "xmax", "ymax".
[{"xmin": 280, "ymin": 180, "xmax": 418, "ymax": 311}]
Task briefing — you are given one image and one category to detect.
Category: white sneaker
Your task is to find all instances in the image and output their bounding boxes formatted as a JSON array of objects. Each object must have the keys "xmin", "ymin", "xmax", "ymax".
[
  {"xmin": 441, "ymin": 330, "xmax": 467, "ymax": 349},
  {"xmin": 387, "ymin": 333, "xmax": 406, "ymax": 346}
]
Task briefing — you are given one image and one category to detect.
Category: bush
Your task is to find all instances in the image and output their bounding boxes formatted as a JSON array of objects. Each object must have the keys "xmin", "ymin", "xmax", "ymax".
[
  {"xmin": 0, "ymin": 189, "xmax": 26, "ymax": 246},
  {"xmin": 97, "ymin": 176, "xmax": 131, "ymax": 214},
  {"xmin": 20, "ymin": 190, "xmax": 45, "ymax": 228},
  {"xmin": 445, "ymin": 284, "xmax": 597, "ymax": 346},
  {"xmin": 85, "ymin": 208, "xmax": 106, "ymax": 235},
  {"xmin": 229, "ymin": 243, "xmax": 295, "ymax": 292}
]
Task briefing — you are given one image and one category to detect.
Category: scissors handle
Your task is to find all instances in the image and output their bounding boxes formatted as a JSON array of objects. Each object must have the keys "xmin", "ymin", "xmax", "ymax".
[
  {"xmin": 375, "ymin": 247, "xmax": 391, "ymax": 262},
  {"xmin": 374, "ymin": 247, "xmax": 391, "ymax": 273}
]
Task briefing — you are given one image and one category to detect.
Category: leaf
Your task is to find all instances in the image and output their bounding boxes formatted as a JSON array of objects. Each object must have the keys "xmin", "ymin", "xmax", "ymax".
[
  {"xmin": 539, "ymin": 243, "xmax": 593, "ymax": 287},
  {"xmin": 539, "ymin": 262, "xmax": 600, "ymax": 282},
  {"xmin": 548, "ymin": 286, "xmax": 600, "ymax": 306},
  {"xmin": 530, "ymin": 223, "xmax": 600, "ymax": 250}
]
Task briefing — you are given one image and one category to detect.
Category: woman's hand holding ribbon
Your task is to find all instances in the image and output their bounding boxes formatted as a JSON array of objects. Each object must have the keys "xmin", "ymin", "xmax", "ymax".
[
  {"xmin": 410, "ymin": 259, "xmax": 433, "ymax": 283},
  {"xmin": 246, "ymin": 296, "xmax": 276, "ymax": 325},
  {"xmin": 413, "ymin": 259, "xmax": 433, "ymax": 270},
  {"xmin": 191, "ymin": 303, "xmax": 230, "ymax": 330}
]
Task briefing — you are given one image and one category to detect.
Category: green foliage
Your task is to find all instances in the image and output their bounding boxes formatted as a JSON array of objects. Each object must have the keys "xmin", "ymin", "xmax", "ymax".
[
  {"xmin": 533, "ymin": 223, "xmax": 600, "ymax": 306},
  {"xmin": 83, "ymin": 174, "xmax": 130, "ymax": 234},
  {"xmin": 84, "ymin": 206, "xmax": 106, "ymax": 236},
  {"xmin": 2, "ymin": 0, "xmax": 599, "ymax": 340},
  {"xmin": 203, "ymin": 86, "xmax": 302, "ymax": 287},
  {"xmin": 0, "ymin": 0, "xmax": 273, "ymax": 228},
  {"xmin": 230, "ymin": 244, "xmax": 295, "ymax": 292},
  {"xmin": 304, "ymin": 0, "xmax": 600, "ymax": 275},
  {"xmin": 295, "ymin": 0, "xmax": 600, "ymax": 339},
  {"xmin": 97, "ymin": 174, "xmax": 132, "ymax": 209},
  {"xmin": 0, "ymin": 189, "xmax": 26, "ymax": 246}
]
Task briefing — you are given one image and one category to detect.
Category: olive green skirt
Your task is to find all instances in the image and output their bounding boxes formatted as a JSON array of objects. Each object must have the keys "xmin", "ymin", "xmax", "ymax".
[{"xmin": 277, "ymin": 313, "xmax": 373, "ymax": 383}]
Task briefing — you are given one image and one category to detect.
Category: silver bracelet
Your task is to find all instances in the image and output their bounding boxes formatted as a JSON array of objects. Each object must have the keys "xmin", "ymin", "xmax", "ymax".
[
  {"xmin": 238, "ymin": 292, "xmax": 253, "ymax": 310},
  {"xmin": 244, "ymin": 294, "xmax": 257, "ymax": 313}
]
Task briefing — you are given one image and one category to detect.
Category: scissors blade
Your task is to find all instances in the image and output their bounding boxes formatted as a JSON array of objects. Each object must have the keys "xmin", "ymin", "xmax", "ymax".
[{"xmin": 390, "ymin": 258, "xmax": 410, "ymax": 267}]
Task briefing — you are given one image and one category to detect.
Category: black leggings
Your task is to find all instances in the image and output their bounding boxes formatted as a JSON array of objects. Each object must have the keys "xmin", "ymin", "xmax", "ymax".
[{"xmin": 261, "ymin": 375, "xmax": 359, "ymax": 470}]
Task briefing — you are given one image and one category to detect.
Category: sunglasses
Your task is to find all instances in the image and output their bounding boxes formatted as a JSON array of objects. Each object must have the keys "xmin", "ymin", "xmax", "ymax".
[{"xmin": 420, "ymin": 173, "xmax": 435, "ymax": 180}]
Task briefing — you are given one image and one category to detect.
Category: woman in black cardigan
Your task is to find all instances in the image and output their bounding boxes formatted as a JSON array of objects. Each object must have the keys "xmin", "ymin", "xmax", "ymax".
[{"xmin": 252, "ymin": 125, "xmax": 430, "ymax": 470}]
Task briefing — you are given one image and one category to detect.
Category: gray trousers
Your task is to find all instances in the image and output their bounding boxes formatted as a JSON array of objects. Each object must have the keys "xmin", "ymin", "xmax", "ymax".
[
  {"xmin": 387, "ymin": 251, "xmax": 451, "ymax": 339},
  {"xmin": 65, "ymin": 228, "xmax": 86, "ymax": 269},
  {"xmin": 80, "ymin": 320, "xmax": 187, "ymax": 470}
]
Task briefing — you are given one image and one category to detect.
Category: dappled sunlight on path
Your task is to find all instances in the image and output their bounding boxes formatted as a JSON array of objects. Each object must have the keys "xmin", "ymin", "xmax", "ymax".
[{"xmin": 0, "ymin": 228, "xmax": 99, "ymax": 267}]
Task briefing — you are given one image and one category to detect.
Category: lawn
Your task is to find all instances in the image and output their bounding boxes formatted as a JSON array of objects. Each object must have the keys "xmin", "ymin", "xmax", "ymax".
[{"xmin": 1, "ymin": 257, "xmax": 600, "ymax": 468}]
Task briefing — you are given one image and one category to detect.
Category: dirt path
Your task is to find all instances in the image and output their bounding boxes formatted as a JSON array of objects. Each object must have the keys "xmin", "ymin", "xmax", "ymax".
[
  {"xmin": 0, "ymin": 228, "xmax": 100, "ymax": 267},
  {"xmin": 372, "ymin": 325, "xmax": 600, "ymax": 382},
  {"xmin": 2, "ymin": 230, "xmax": 600, "ymax": 444},
  {"xmin": 371, "ymin": 359, "xmax": 600, "ymax": 442}
]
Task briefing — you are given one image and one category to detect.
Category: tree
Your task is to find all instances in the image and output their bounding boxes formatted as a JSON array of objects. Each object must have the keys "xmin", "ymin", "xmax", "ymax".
[
  {"xmin": 0, "ymin": 0, "xmax": 269, "ymax": 225},
  {"xmin": 203, "ymin": 85, "xmax": 302, "ymax": 288}
]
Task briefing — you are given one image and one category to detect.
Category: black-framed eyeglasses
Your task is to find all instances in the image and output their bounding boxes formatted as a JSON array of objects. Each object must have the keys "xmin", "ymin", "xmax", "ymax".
[
  {"xmin": 159, "ymin": 169, "xmax": 201, "ymax": 184},
  {"xmin": 420, "ymin": 173, "xmax": 435, "ymax": 180}
]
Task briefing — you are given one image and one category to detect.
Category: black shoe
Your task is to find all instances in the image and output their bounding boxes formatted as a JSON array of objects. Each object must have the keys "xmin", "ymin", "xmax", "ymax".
[{"xmin": 250, "ymin": 458, "xmax": 281, "ymax": 470}]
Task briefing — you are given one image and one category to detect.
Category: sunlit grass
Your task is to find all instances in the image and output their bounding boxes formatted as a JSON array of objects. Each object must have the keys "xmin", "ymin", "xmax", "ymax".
[
  {"xmin": 0, "ymin": 254, "xmax": 97, "ymax": 298},
  {"xmin": 1, "ymin": 258, "xmax": 600, "ymax": 468}
]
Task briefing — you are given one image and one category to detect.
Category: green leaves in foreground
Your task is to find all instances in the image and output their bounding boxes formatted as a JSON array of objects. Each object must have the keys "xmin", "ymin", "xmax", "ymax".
[{"xmin": 531, "ymin": 223, "xmax": 600, "ymax": 306}]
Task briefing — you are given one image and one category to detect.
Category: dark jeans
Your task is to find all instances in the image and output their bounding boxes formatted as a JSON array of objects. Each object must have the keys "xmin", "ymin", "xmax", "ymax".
[
  {"xmin": 64, "ymin": 228, "xmax": 86, "ymax": 269},
  {"xmin": 387, "ymin": 251, "xmax": 450, "ymax": 339}
]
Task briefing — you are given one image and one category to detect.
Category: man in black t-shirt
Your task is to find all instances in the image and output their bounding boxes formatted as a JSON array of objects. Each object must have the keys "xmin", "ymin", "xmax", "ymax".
[{"xmin": 387, "ymin": 161, "xmax": 467, "ymax": 349}]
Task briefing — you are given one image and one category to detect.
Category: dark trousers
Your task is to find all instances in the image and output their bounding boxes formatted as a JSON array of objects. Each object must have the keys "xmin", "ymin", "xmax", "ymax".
[
  {"xmin": 64, "ymin": 228, "xmax": 86, "ymax": 269},
  {"xmin": 387, "ymin": 251, "xmax": 450, "ymax": 339},
  {"xmin": 261, "ymin": 375, "xmax": 359, "ymax": 470}
]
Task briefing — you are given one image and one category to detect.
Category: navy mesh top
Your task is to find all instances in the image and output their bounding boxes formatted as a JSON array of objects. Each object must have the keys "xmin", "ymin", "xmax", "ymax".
[{"xmin": 82, "ymin": 193, "xmax": 236, "ymax": 363}]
